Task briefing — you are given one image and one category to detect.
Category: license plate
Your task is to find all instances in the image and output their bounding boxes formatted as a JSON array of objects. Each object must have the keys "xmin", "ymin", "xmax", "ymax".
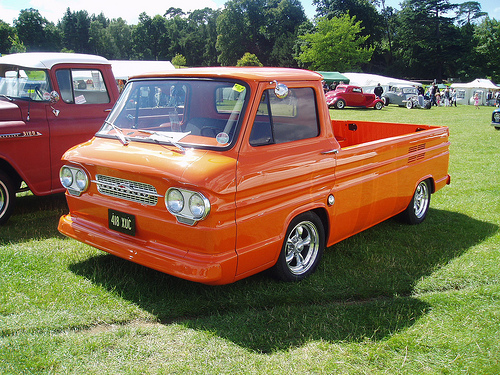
[{"xmin": 109, "ymin": 209, "xmax": 136, "ymax": 236}]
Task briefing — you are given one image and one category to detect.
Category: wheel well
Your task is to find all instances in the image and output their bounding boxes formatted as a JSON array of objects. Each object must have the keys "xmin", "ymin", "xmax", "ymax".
[
  {"xmin": 311, "ymin": 207, "xmax": 330, "ymax": 245},
  {"xmin": 0, "ymin": 159, "xmax": 23, "ymax": 191}
]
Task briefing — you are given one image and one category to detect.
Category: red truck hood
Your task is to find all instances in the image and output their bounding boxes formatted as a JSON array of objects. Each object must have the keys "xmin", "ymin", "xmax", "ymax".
[{"xmin": 0, "ymin": 98, "xmax": 22, "ymax": 121}]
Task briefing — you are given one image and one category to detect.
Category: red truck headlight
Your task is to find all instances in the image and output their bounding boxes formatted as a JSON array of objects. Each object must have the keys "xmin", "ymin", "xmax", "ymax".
[
  {"xmin": 60, "ymin": 165, "xmax": 89, "ymax": 196},
  {"xmin": 166, "ymin": 188, "xmax": 210, "ymax": 225}
]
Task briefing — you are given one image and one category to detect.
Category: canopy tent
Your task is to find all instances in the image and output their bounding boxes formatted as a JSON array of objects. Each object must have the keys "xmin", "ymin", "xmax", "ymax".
[
  {"xmin": 451, "ymin": 78, "xmax": 499, "ymax": 90},
  {"xmin": 341, "ymin": 72, "xmax": 422, "ymax": 91},
  {"xmin": 451, "ymin": 78, "xmax": 499, "ymax": 105},
  {"xmin": 111, "ymin": 60, "xmax": 175, "ymax": 81},
  {"xmin": 316, "ymin": 71, "xmax": 350, "ymax": 84}
]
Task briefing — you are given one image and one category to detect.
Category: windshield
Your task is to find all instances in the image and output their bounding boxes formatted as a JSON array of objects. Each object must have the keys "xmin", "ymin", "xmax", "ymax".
[
  {"xmin": 98, "ymin": 79, "xmax": 249, "ymax": 149},
  {"xmin": 0, "ymin": 66, "xmax": 51, "ymax": 101}
]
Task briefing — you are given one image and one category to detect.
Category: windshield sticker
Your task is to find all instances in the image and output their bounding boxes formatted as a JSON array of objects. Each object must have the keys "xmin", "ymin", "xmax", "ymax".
[
  {"xmin": 216, "ymin": 132, "xmax": 230, "ymax": 145},
  {"xmin": 232, "ymin": 84, "xmax": 245, "ymax": 93}
]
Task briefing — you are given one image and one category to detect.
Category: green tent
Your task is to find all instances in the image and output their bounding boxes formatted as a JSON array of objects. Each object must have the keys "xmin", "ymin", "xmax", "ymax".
[{"xmin": 316, "ymin": 71, "xmax": 350, "ymax": 85}]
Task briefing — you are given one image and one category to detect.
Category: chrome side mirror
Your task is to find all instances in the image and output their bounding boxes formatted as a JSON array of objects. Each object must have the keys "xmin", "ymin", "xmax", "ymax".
[
  {"xmin": 272, "ymin": 80, "xmax": 288, "ymax": 99},
  {"xmin": 49, "ymin": 91, "xmax": 60, "ymax": 104}
]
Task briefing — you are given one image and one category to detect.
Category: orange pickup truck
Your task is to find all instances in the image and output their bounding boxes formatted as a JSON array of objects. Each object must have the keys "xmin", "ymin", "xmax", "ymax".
[{"xmin": 58, "ymin": 67, "xmax": 450, "ymax": 285}]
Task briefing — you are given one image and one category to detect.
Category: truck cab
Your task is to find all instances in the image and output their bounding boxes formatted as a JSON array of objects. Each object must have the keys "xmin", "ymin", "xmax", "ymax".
[{"xmin": 0, "ymin": 53, "xmax": 120, "ymax": 224}]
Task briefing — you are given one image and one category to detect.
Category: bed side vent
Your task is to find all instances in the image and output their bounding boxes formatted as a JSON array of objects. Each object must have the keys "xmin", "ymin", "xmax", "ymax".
[{"xmin": 408, "ymin": 143, "xmax": 426, "ymax": 163}]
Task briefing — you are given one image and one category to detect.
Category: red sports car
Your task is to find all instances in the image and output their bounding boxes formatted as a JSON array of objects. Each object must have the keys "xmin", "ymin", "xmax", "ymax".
[{"xmin": 326, "ymin": 85, "xmax": 384, "ymax": 110}]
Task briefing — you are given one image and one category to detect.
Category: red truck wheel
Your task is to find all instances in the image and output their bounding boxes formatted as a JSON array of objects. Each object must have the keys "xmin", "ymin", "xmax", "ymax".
[
  {"xmin": 0, "ymin": 171, "xmax": 16, "ymax": 225},
  {"xmin": 272, "ymin": 212, "xmax": 325, "ymax": 281}
]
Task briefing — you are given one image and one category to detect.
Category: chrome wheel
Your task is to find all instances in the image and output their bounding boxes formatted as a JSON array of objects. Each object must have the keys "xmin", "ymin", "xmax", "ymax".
[
  {"xmin": 285, "ymin": 221, "xmax": 320, "ymax": 276},
  {"xmin": 414, "ymin": 181, "xmax": 430, "ymax": 219},
  {"xmin": 399, "ymin": 179, "xmax": 431, "ymax": 225},
  {"xmin": 336, "ymin": 99, "xmax": 346, "ymax": 109},
  {"xmin": 272, "ymin": 212, "xmax": 325, "ymax": 281}
]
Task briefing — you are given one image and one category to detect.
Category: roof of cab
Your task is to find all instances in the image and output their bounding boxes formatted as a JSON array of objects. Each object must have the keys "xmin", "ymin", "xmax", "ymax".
[
  {"xmin": 0, "ymin": 52, "xmax": 110, "ymax": 69},
  {"xmin": 130, "ymin": 67, "xmax": 323, "ymax": 82}
]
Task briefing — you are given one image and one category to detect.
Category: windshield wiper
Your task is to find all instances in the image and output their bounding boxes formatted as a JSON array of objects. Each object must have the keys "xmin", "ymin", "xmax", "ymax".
[
  {"xmin": 135, "ymin": 129, "xmax": 186, "ymax": 153},
  {"xmin": 104, "ymin": 120, "xmax": 129, "ymax": 145}
]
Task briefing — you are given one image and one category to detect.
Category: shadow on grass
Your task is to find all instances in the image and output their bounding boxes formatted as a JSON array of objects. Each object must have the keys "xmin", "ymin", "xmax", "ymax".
[
  {"xmin": 0, "ymin": 193, "xmax": 68, "ymax": 244},
  {"xmin": 69, "ymin": 209, "xmax": 497, "ymax": 353}
]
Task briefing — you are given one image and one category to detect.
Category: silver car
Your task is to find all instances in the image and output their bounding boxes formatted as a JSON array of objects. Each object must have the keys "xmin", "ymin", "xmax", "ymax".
[{"xmin": 382, "ymin": 86, "xmax": 418, "ymax": 106}]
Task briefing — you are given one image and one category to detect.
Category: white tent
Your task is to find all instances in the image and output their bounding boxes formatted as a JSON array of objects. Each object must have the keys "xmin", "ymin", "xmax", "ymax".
[
  {"xmin": 341, "ymin": 72, "xmax": 422, "ymax": 94},
  {"xmin": 451, "ymin": 79, "xmax": 499, "ymax": 105},
  {"xmin": 111, "ymin": 60, "xmax": 175, "ymax": 81}
]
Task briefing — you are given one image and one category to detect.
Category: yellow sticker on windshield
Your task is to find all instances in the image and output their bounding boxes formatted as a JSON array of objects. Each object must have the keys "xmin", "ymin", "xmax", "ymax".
[{"xmin": 232, "ymin": 84, "xmax": 245, "ymax": 93}]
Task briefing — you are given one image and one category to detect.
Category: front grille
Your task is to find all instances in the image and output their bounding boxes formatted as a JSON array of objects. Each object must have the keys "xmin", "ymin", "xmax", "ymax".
[{"xmin": 94, "ymin": 175, "xmax": 161, "ymax": 205}]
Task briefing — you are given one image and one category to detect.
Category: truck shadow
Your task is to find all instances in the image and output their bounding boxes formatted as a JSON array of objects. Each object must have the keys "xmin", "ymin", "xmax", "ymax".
[{"xmin": 69, "ymin": 209, "xmax": 497, "ymax": 353}]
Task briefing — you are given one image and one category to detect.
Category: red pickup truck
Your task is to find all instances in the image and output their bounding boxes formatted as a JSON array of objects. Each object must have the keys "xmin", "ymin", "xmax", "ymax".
[
  {"xmin": 326, "ymin": 84, "xmax": 384, "ymax": 110},
  {"xmin": 0, "ymin": 52, "xmax": 120, "ymax": 224},
  {"xmin": 58, "ymin": 67, "xmax": 450, "ymax": 284}
]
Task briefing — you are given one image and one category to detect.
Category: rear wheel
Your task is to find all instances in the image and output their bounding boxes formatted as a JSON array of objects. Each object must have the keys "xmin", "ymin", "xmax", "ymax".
[
  {"xmin": 399, "ymin": 179, "xmax": 431, "ymax": 225},
  {"xmin": 272, "ymin": 212, "xmax": 325, "ymax": 282},
  {"xmin": 374, "ymin": 101, "xmax": 383, "ymax": 110},
  {"xmin": 0, "ymin": 171, "xmax": 16, "ymax": 225},
  {"xmin": 382, "ymin": 97, "xmax": 389, "ymax": 106},
  {"xmin": 335, "ymin": 99, "xmax": 346, "ymax": 109}
]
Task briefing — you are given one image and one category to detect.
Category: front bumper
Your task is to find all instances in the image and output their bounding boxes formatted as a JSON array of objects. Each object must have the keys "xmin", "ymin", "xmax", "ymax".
[{"xmin": 59, "ymin": 214, "xmax": 238, "ymax": 285}]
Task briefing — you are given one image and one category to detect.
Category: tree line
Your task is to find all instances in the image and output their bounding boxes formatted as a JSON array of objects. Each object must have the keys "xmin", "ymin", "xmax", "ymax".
[{"xmin": 0, "ymin": 0, "xmax": 498, "ymax": 82}]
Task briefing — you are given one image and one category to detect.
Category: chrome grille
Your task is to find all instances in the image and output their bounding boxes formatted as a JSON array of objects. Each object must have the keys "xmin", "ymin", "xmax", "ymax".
[{"xmin": 94, "ymin": 175, "xmax": 161, "ymax": 205}]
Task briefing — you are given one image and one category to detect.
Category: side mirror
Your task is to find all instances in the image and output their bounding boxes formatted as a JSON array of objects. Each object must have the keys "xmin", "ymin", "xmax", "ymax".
[
  {"xmin": 273, "ymin": 80, "xmax": 289, "ymax": 99},
  {"xmin": 49, "ymin": 91, "xmax": 60, "ymax": 104}
]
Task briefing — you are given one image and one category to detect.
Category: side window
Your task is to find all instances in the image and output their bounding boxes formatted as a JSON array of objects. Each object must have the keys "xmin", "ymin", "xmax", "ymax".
[
  {"xmin": 56, "ymin": 68, "xmax": 110, "ymax": 104},
  {"xmin": 250, "ymin": 87, "xmax": 319, "ymax": 146},
  {"xmin": 352, "ymin": 87, "xmax": 362, "ymax": 93}
]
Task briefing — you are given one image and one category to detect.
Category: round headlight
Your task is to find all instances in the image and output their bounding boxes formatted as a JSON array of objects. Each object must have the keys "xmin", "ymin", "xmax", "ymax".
[
  {"xmin": 166, "ymin": 189, "xmax": 184, "ymax": 213},
  {"xmin": 60, "ymin": 167, "xmax": 73, "ymax": 188},
  {"xmin": 75, "ymin": 170, "xmax": 88, "ymax": 190},
  {"xmin": 189, "ymin": 194, "xmax": 206, "ymax": 219}
]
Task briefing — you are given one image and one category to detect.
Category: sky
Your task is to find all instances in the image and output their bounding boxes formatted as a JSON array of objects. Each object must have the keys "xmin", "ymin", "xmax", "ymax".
[{"xmin": 1, "ymin": 0, "xmax": 499, "ymax": 26}]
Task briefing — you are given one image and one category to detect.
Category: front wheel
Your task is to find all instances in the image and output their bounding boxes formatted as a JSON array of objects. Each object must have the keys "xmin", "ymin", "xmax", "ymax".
[
  {"xmin": 406, "ymin": 100, "xmax": 414, "ymax": 109},
  {"xmin": 272, "ymin": 212, "xmax": 325, "ymax": 282},
  {"xmin": 399, "ymin": 179, "xmax": 431, "ymax": 225},
  {"xmin": 374, "ymin": 101, "xmax": 383, "ymax": 110},
  {"xmin": 0, "ymin": 171, "xmax": 16, "ymax": 225}
]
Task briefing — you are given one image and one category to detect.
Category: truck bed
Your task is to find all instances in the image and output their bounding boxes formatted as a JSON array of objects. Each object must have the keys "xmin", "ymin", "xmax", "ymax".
[{"xmin": 332, "ymin": 119, "xmax": 438, "ymax": 148}]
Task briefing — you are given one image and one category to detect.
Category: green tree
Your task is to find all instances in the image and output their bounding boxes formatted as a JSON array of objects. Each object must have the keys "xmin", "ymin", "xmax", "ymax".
[
  {"xmin": 393, "ymin": 0, "xmax": 458, "ymax": 80},
  {"xmin": 59, "ymin": 8, "xmax": 91, "ymax": 53},
  {"xmin": 236, "ymin": 52, "xmax": 263, "ymax": 66},
  {"xmin": 216, "ymin": 0, "xmax": 306, "ymax": 66},
  {"xmin": 475, "ymin": 17, "xmax": 500, "ymax": 82},
  {"xmin": 296, "ymin": 15, "xmax": 374, "ymax": 71},
  {"xmin": 456, "ymin": 1, "xmax": 487, "ymax": 25},
  {"xmin": 171, "ymin": 53, "xmax": 187, "ymax": 66},
  {"xmin": 14, "ymin": 8, "xmax": 60, "ymax": 51},
  {"xmin": 0, "ymin": 20, "xmax": 16, "ymax": 54}
]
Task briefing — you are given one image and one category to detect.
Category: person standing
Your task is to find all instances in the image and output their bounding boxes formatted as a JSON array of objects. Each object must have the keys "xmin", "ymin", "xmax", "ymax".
[
  {"xmin": 374, "ymin": 83, "xmax": 383, "ymax": 98},
  {"xmin": 474, "ymin": 93, "xmax": 480, "ymax": 109}
]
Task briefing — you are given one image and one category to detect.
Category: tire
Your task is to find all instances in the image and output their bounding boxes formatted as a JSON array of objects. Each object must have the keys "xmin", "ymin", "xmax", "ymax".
[
  {"xmin": 374, "ymin": 101, "xmax": 383, "ymax": 110},
  {"xmin": 406, "ymin": 100, "xmax": 414, "ymax": 109},
  {"xmin": 272, "ymin": 212, "xmax": 325, "ymax": 282},
  {"xmin": 0, "ymin": 171, "xmax": 16, "ymax": 225},
  {"xmin": 382, "ymin": 97, "xmax": 390, "ymax": 106},
  {"xmin": 399, "ymin": 179, "xmax": 431, "ymax": 225},
  {"xmin": 335, "ymin": 99, "xmax": 346, "ymax": 109},
  {"xmin": 494, "ymin": 126, "xmax": 500, "ymax": 131}
]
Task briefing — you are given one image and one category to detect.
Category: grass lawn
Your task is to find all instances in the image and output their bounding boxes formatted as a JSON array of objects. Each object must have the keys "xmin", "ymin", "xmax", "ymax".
[{"xmin": 1, "ymin": 104, "xmax": 499, "ymax": 374}]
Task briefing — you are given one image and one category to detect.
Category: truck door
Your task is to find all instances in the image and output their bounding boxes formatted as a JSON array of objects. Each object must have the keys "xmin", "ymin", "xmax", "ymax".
[
  {"xmin": 47, "ymin": 66, "xmax": 116, "ymax": 192},
  {"xmin": 234, "ymin": 83, "xmax": 337, "ymax": 277}
]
